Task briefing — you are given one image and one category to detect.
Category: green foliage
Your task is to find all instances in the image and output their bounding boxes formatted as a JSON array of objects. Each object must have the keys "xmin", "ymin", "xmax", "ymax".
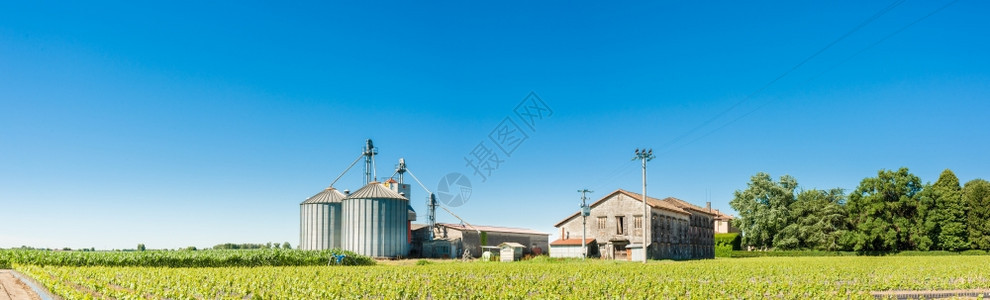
[
  {"xmin": 777, "ymin": 189, "xmax": 849, "ymax": 251},
  {"xmin": 727, "ymin": 250, "xmax": 857, "ymax": 258},
  {"xmin": 17, "ymin": 256, "xmax": 990, "ymax": 298},
  {"xmin": 282, "ymin": 242, "xmax": 291, "ymax": 250},
  {"xmin": 964, "ymin": 179, "xmax": 990, "ymax": 250},
  {"xmin": 480, "ymin": 231, "xmax": 488, "ymax": 246},
  {"xmin": 845, "ymin": 168, "xmax": 924, "ymax": 252},
  {"xmin": 137, "ymin": 244, "xmax": 146, "ymax": 251},
  {"xmin": 0, "ymin": 249, "xmax": 375, "ymax": 267},
  {"xmin": 212, "ymin": 243, "xmax": 270, "ymax": 250},
  {"xmin": 714, "ymin": 233, "xmax": 741, "ymax": 250},
  {"xmin": 415, "ymin": 259, "xmax": 432, "ymax": 265},
  {"xmin": 916, "ymin": 170, "xmax": 969, "ymax": 251},
  {"xmin": 729, "ymin": 172, "xmax": 798, "ymax": 250},
  {"xmin": 714, "ymin": 244, "xmax": 733, "ymax": 257}
]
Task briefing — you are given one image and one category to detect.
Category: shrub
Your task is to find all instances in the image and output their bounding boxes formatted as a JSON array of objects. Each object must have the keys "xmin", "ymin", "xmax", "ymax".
[
  {"xmin": 715, "ymin": 233, "xmax": 741, "ymax": 250},
  {"xmin": 715, "ymin": 244, "xmax": 733, "ymax": 258}
]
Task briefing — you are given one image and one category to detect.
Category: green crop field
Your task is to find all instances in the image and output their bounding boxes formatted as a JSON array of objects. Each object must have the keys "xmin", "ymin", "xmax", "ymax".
[{"xmin": 11, "ymin": 255, "xmax": 990, "ymax": 299}]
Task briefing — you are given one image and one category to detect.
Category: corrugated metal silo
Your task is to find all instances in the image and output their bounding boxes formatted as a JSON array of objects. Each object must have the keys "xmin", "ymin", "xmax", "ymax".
[
  {"xmin": 342, "ymin": 181, "xmax": 410, "ymax": 257},
  {"xmin": 299, "ymin": 187, "xmax": 345, "ymax": 250}
]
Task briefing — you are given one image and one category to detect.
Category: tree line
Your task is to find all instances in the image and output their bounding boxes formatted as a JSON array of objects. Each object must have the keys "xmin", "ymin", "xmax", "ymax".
[{"xmin": 730, "ymin": 168, "xmax": 990, "ymax": 252}]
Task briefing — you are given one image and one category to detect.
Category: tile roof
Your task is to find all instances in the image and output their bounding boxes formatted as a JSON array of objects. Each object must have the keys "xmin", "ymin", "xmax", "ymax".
[
  {"xmin": 553, "ymin": 189, "xmax": 691, "ymax": 227},
  {"xmin": 712, "ymin": 209, "xmax": 735, "ymax": 220},
  {"xmin": 549, "ymin": 238, "xmax": 597, "ymax": 246},
  {"xmin": 662, "ymin": 197, "xmax": 716, "ymax": 215},
  {"xmin": 345, "ymin": 181, "xmax": 407, "ymax": 200},
  {"xmin": 437, "ymin": 223, "xmax": 549, "ymax": 236},
  {"xmin": 300, "ymin": 187, "xmax": 346, "ymax": 204}
]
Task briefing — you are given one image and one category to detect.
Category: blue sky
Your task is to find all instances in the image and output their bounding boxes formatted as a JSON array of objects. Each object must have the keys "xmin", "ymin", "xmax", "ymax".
[{"xmin": 2, "ymin": 0, "xmax": 988, "ymax": 250}]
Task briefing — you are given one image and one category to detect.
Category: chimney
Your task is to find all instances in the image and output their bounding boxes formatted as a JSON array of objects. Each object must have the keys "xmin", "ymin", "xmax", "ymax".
[{"xmin": 706, "ymin": 201, "xmax": 711, "ymax": 211}]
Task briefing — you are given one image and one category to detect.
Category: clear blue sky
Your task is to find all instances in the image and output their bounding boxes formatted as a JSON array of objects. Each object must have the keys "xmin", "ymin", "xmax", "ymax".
[{"xmin": 2, "ymin": 1, "xmax": 988, "ymax": 250}]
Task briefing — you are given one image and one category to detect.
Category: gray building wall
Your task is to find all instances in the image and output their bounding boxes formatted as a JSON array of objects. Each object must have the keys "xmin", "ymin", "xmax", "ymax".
[
  {"xmin": 413, "ymin": 225, "xmax": 549, "ymax": 259},
  {"xmin": 557, "ymin": 192, "xmax": 714, "ymax": 260}
]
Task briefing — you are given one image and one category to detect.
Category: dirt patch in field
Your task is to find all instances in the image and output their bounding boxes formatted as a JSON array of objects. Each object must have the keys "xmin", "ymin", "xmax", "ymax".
[
  {"xmin": 0, "ymin": 270, "xmax": 41, "ymax": 300},
  {"xmin": 871, "ymin": 289, "xmax": 990, "ymax": 299}
]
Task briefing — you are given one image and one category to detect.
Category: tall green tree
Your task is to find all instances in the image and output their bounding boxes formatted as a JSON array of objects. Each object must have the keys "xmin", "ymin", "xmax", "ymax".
[
  {"xmin": 730, "ymin": 173, "xmax": 797, "ymax": 250},
  {"xmin": 917, "ymin": 169, "xmax": 968, "ymax": 250},
  {"xmin": 964, "ymin": 179, "xmax": 990, "ymax": 250},
  {"xmin": 775, "ymin": 188, "xmax": 849, "ymax": 251},
  {"xmin": 845, "ymin": 168, "xmax": 923, "ymax": 251}
]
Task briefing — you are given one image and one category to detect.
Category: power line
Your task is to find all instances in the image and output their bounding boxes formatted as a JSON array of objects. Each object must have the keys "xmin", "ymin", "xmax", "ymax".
[
  {"xmin": 657, "ymin": 0, "xmax": 961, "ymax": 156},
  {"xmin": 655, "ymin": 0, "xmax": 909, "ymax": 154}
]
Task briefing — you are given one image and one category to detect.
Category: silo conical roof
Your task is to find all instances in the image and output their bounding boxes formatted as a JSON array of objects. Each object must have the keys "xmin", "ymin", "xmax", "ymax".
[
  {"xmin": 301, "ymin": 187, "xmax": 347, "ymax": 204},
  {"xmin": 345, "ymin": 181, "xmax": 408, "ymax": 200}
]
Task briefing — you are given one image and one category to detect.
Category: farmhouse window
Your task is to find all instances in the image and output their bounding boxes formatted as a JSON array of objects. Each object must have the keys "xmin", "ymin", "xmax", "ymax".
[{"xmin": 616, "ymin": 216, "xmax": 625, "ymax": 235}]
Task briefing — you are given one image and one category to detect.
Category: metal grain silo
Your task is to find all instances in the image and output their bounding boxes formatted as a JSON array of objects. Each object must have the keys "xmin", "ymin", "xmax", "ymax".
[
  {"xmin": 342, "ymin": 181, "xmax": 410, "ymax": 258},
  {"xmin": 299, "ymin": 187, "xmax": 345, "ymax": 250}
]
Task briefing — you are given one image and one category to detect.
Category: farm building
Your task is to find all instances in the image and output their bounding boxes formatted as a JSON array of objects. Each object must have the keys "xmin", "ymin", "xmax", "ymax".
[
  {"xmin": 499, "ymin": 242, "xmax": 525, "ymax": 262},
  {"xmin": 552, "ymin": 189, "xmax": 714, "ymax": 260},
  {"xmin": 548, "ymin": 238, "xmax": 597, "ymax": 258},
  {"xmin": 712, "ymin": 209, "xmax": 740, "ymax": 234},
  {"xmin": 413, "ymin": 223, "xmax": 549, "ymax": 259},
  {"xmin": 301, "ymin": 139, "xmax": 547, "ymax": 259},
  {"xmin": 298, "ymin": 140, "xmax": 417, "ymax": 258}
]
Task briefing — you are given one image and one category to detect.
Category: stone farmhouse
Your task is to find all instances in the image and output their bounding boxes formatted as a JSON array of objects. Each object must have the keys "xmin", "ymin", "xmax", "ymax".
[{"xmin": 552, "ymin": 189, "xmax": 714, "ymax": 260}]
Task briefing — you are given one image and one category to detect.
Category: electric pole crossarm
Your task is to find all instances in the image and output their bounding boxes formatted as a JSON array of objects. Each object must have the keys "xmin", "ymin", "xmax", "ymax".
[{"xmin": 578, "ymin": 189, "xmax": 593, "ymax": 259}]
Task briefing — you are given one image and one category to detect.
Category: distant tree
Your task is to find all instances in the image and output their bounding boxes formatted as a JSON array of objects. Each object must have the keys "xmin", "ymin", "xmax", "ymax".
[
  {"xmin": 273, "ymin": 243, "xmax": 281, "ymax": 249},
  {"xmin": 845, "ymin": 168, "xmax": 923, "ymax": 251},
  {"xmin": 266, "ymin": 242, "xmax": 272, "ymax": 249},
  {"xmin": 184, "ymin": 246, "xmax": 197, "ymax": 251},
  {"xmin": 776, "ymin": 188, "xmax": 849, "ymax": 251},
  {"xmin": 964, "ymin": 179, "xmax": 990, "ymax": 250},
  {"xmin": 730, "ymin": 172, "xmax": 797, "ymax": 250},
  {"xmin": 212, "ymin": 243, "xmax": 267, "ymax": 250},
  {"xmin": 282, "ymin": 242, "xmax": 291, "ymax": 250},
  {"xmin": 917, "ymin": 170, "xmax": 968, "ymax": 251},
  {"xmin": 137, "ymin": 244, "xmax": 146, "ymax": 251}
]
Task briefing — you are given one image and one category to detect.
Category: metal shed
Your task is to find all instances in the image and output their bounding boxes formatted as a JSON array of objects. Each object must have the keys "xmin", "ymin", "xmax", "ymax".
[{"xmin": 299, "ymin": 187, "xmax": 345, "ymax": 250}]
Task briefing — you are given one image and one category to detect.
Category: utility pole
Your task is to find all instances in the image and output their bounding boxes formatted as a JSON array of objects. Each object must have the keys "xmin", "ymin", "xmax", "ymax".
[
  {"xmin": 633, "ymin": 148, "xmax": 654, "ymax": 264},
  {"xmin": 577, "ymin": 189, "xmax": 593, "ymax": 260}
]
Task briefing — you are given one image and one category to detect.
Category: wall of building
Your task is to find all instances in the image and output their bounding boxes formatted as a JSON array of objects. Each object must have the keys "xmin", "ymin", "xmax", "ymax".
[
  {"xmin": 412, "ymin": 226, "xmax": 549, "ymax": 259},
  {"xmin": 715, "ymin": 219, "xmax": 739, "ymax": 234},
  {"xmin": 557, "ymin": 193, "xmax": 714, "ymax": 260}
]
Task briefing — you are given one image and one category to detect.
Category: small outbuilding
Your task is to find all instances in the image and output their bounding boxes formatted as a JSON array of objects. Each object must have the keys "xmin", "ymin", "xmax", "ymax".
[
  {"xmin": 549, "ymin": 238, "xmax": 598, "ymax": 258},
  {"xmin": 499, "ymin": 242, "xmax": 525, "ymax": 262}
]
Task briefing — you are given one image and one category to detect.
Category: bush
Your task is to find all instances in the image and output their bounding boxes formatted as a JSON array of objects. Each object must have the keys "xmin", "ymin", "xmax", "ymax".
[
  {"xmin": 960, "ymin": 250, "xmax": 989, "ymax": 256},
  {"xmin": 715, "ymin": 233, "xmax": 741, "ymax": 250},
  {"xmin": 715, "ymin": 244, "xmax": 733, "ymax": 258}
]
